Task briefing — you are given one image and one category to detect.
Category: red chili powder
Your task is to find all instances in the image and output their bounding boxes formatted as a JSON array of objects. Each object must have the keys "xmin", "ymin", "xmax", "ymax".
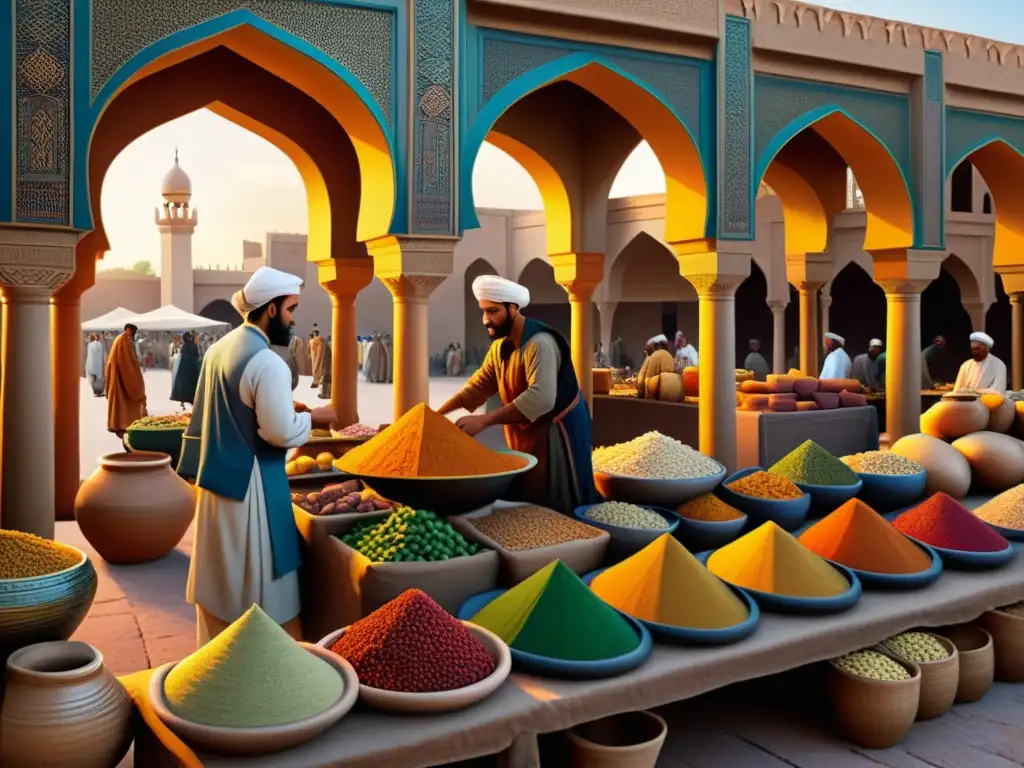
[
  {"xmin": 330, "ymin": 589, "xmax": 496, "ymax": 692},
  {"xmin": 892, "ymin": 493, "xmax": 1009, "ymax": 552}
]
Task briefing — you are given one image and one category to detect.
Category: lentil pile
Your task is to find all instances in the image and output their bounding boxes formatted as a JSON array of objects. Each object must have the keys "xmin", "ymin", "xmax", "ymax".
[
  {"xmin": 336, "ymin": 423, "xmax": 379, "ymax": 438},
  {"xmin": 707, "ymin": 521, "xmax": 851, "ymax": 598},
  {"xmin": 330, "ymin": 590, "xmax": 495, "ymax": 693},
  {"xmin": 677, "ymin": 494, "xmax": 744, "ymax": 522},
  {"xmin": 591, "ymin": 534, "xmax": 749, "ymax": 629},
  {"xmin": 592, "ymin": 432, "xmax": 723, "ymax": 479},
  {"xmin": 769, "ymin": 440, "xmax": 860, "ymax": 486},
  {"xmin": 584, "ymin": 502, "xmax": 669, "ymax": 529},
  {"xmin": 830, "ymin": 650, "xmax": 912, "ymax": 681},
  {"xmin": 468, "ymin": 505, "xmax": 602, "ymax": 551},
  {"xmin": 973, "ymin": 484, "xmax": 1024, "ymax": 531},
  {"xmin": 164, "ymin": 605, "xmax": 342, "ymax": 728},
  {"xmin": 0, "ymin": 531, "xmax": 82, "ymax": 579},
  {"xmin": 128, "ymin": 414, "xmax": 190, "ymax": 430},
  {"xmin": 893, "ymin": 492, "xmax": 1010, "ymax": 552},
  {"xmin": 336, "ymin": 403, "xmax": 526, "ymax": 478},
  {"xmin": 341, "ymin": 507, "xmax": 483, "ymax": 563},
  {"xmin": 1000, "ymin": 601, "xmax": 1024, "ymax": 618},
  {"xmin": 471, "ymin": 560, "xmax": 639, "ymax": 661},
  {"xmin": 798, "ymin": 499, "xmax": 933, "ymax": 575},
  {"xmin": 883, "ymin": 632, "xmax": 950, "ymax": 662},
  {"xmin": 841, "ymin": 451, "xmax": 924, "ymax": 476},
  {"xmin": 726, "ymin": 470, "xmax": 803, "ymax": 500}
]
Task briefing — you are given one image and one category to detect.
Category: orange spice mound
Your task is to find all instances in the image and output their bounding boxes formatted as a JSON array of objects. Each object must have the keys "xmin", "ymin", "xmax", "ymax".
[
  {"xmin": 336, "ymin": 403, "xmax": 527, "ymax": 478},
  {"xmin": 798, "ymin": 499, "xmax": 933, "ymax": 575}
]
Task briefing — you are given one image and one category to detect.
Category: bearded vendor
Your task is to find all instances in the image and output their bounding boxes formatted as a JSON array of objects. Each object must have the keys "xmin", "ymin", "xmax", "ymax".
[
  {"xmin": 954, "ymin": 331, "xmax": 1008, "ymax": 392},
  {"xmin": 438, "ymin": 275, "xmax": 597, "ymax": 514},
  {"xmin": 185, "ymin": 266, "xmax": 337, "ymax": 646}
]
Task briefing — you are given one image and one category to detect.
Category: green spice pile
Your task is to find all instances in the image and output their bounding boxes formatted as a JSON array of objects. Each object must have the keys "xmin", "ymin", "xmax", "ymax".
[
  {"xmin": 841, "ymin": 451, "xmax": 923, "ymax": 476},
  {"xmin": 974, "ymin": 485, "xmax": 1024, "ymax": 531},
  {"xmin": 341, "ymin": 507, "xmax": 482, "ymax": 563},
  {"xmin": 830, "ymin": 650, "xmax": 911, "ymax": 681},
  {"xmin": 770, "ymin": 440, "xmax": 859, "ymax": 486},
  {"xmin": 584, "ymin": 502, "xmax": 669, "ymax": 529},
  {"xmin": 1000, "ymin": 601, "xmax": 1024, "ymax": 618},
  {"xmin": 883, "ymin": 632, "xmax": 950, "ymax": 662},
  {"xmin": 469, "ymin": 505, "xmax": 602, "ymax": 551}
]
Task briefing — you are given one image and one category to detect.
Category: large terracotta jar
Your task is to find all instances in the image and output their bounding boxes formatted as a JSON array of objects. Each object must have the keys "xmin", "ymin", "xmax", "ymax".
[
  {"xmin": 0, "ymin": 641, "xmax": 132, "ymax": 767},
  {"xmin": 75, "ymin": 451, "xmax": 195, "ymax": 564}
]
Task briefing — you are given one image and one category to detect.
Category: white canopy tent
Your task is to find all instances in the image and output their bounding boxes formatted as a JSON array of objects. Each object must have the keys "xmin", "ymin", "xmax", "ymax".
[
  {"xmin": 126, "ymin": 305, "xmax": 230, "ymax": 332},
  {"xmin": 81, "ymin": 306, "xmax": 137, "ymax": 332}
]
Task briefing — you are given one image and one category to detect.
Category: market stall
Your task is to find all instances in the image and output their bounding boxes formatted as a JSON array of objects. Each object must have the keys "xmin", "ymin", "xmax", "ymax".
[{"xmin": 81, "ymin": 306, "xmax": 137, "ymax": 332}]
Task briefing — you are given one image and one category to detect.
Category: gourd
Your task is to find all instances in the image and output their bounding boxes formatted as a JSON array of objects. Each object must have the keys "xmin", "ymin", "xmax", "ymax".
[
  {"xmin": 980, "ymin": 392, "xmax": 1015, "ymax": 433},
  {"xmin": 920, "ymin": 396, "xmax": 989, "ymax": 441},
  {"xmin": 890, "ymin": 433, "xmax": 972, "ymax": 498},
  {"xmin": 951, "ymin": 432, "xmax": 1024, "ymax": 492}
]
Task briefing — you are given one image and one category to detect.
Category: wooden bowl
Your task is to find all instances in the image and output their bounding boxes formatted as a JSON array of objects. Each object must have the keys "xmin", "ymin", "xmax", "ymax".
[
  {"xmin": 884, "ymin": 633, "xmax": 958, "ymax": 720},
  {"xmin": 937, "ymin": 624, "xmax": 994, "ymax": 703},
  {"xmin": 978, "ymin": 608, "xmax": 1024, "ymax": 682},
  {"xmin": 827, "ymin": 648, "xmax": 920, "ymax": 749}
]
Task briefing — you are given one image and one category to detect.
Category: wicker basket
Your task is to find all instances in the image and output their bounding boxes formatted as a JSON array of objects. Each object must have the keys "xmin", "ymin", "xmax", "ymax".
[
  {"xmin": 827, "ymin": 648, "xmax": 920, "ymax": 749},
  {"xmin": 978, "ymin": 608, "xmax": 1024, "ymax": 682},
  {"xmin": 937, "ymin": 624, "xmax": 994, "ymax": 703},
  {"xmin": 884, "ymin": 634, "xmax": 958, "ymax": 720}
]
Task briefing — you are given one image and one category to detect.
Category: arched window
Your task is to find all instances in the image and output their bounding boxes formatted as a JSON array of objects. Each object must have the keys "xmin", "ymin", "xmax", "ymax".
[
  {"xmin": 950, "ymin": 160, "xmax": 973, "ymax": 213},
  {"xmin": 983, "ymin": 193, "xmax": 992, "ymax": 215}
]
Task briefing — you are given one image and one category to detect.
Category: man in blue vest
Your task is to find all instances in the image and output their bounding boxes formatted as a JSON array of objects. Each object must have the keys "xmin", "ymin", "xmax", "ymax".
[
  {"xmin": 438, "ymin": 275, "xmax": 597, "ymax": 514},
  {"xmin": 185, "ymin": 266, "xmax": 336, "ymax": 646}
]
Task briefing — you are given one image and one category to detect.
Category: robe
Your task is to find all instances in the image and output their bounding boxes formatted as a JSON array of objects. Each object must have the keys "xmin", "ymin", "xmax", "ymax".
[
  {"xmin": 290, "ymin": 335, "xmax": 311, "ymax": 377},
  {"xmin": 309, "ymin": 336, "xmax": 327, "ymax": 386},
  {"xmin": 456, "ymin": 317, "xmax": 596, "ymax": 514},
  {"xmin": 675, "ymin": 344, "xmax": 699, "ymax": 371},
  {"xmin": 820, "ymin": 347, "xmax": 852, "ymax": 380},
  {"xmin": 851, "ymin": 353, "xmax": 882, "ymax": 390},
  {"xmin": 363, "ymin": 337, "xmax": 388, "ymax": 383},
  {"xmin": 384, "ymin": 336, "xmax": 394, "ymax": 383},
  {"xmin": 85, "ymin": 340, "xmax": 106, "ymax": 396},
  {"xmin": 105, "ymin": 332, "xmax": 147, "ymax": 433},
  {"xmin": 637, "ymin": 348, "xmax": 676, "ymax": 395},
  {"xmin": 185, "ymin": 324, "xmax": 311, "ymax": 646},
  {"xmin": 170, "ymin": 339, "xmax": 202, "ymax": 405},
  {"xmin": 743, "ymin": 352, "xmax": 770, "ymax": 382},
  {"xmin": 954, "ymin": 354, "xmax": 1008, "ymax": 392}
]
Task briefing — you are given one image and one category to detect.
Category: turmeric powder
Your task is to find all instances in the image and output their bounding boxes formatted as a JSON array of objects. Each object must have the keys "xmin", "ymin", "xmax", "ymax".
[
  {"xmin": 726, "ymin": 471, "xmax": 803, "ymax": 500},
  {"xmin": 336, "ymin": 403, "xmax": 527, "ymax": 478}
]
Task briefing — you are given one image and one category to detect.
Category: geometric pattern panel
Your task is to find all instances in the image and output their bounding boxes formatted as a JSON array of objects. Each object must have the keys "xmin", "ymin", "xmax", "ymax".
[
  {"xmin": 719, "ymin": 15, "xmax": 752, "ymax": 240},
  {"xmin": 413, "ymin": 0, "xmax": 454, "ymax": 233},
  {"xmin": 946, "ymin": 107, "xmax": 1024, "ymax": 169},
  {"xmin": 16, "ymin": 0, "xmax": 71, "ymax": 223},
  {"xmin": 90, "ymin": 0, "xmax": 393, "ymax": 122},
  {"xmin": 914, "ymin": 50, "xmax": 944, "ymax": 249},
  {"xmin": 755, "ymin": 74, "xmax": 911, "ymax": 182}
]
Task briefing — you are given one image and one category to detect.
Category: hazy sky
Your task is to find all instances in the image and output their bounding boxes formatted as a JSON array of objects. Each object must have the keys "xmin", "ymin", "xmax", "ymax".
[{"xmin": 99, "ymin": 0, "xmax": 1021, "ymax": 273}]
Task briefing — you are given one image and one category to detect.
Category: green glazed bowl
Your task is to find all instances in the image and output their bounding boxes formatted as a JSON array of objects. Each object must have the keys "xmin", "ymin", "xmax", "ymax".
[
  {"xmin": 0, "ymin": 546, "xmax": 98, "ymax": 663},
  {"xmin": 125, "ymin": 426, "xmax": 186, "ymax": 468}
]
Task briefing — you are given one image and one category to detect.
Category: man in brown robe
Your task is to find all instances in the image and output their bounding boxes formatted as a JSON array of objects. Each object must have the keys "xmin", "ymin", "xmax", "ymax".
[
  {"xmin": 105, "ymin": 323, "xmax": 147, "ymax": 435},
  {"xmin": 309, "ymin": 330, "xmax": 326, "ymax": 388}
]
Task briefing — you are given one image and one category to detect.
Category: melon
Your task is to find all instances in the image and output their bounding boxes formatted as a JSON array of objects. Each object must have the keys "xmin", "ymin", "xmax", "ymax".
[
  {"xmin": 980, "ymin": 392, "xmax": 1015, "ymax": 433},
  {"xmin": 951, "ymin": 432, "xmax": 1024, "ymax": 492},
  {"xmin": 920, "ymin": 397, "xmax": 989, "ymax": 440},
  {"xmin": 890, "ymin": 433, "xmax": 972, "ymax": 498}
]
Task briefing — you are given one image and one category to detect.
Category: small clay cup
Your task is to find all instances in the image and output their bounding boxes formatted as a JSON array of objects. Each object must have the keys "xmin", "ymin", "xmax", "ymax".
[
  {"xmin": 827, "ymin": 648, "xmax": 920, "ymax": 749},
  {"xmin": 882, "ymin": 633, "xmax": 958, "ymax": 720},
  {"xmin": 978, "ymin": 608, "xmax": 1024, "ymax": 682},
  {"xmin": 937, "ymin": 624, "xmax": 994, "ymax": 703}
]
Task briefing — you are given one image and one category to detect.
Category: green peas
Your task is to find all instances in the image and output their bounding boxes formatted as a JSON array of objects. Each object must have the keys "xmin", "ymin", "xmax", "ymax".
[{"xmin": 338, "ymin": 506, "xmax": 486, "ymax": 563}]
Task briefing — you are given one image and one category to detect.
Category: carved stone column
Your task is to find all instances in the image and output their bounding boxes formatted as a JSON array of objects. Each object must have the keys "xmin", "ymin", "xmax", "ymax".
[
  {"xmin": 788, "ymin": 253, "xmax": 831, "ymax": 376},
  {"xmin": 0, "ymin": 227, "xmax": 77, "ymax": 538},
  {"xmin": 820, "ymin": 291, "xmax": 832, "ymax": 338},
  {"xmin": 767, "ymin": 300, "xmax": 787, "ymax": 374},
  {"xmin": 597, "ymin": 302, "xmax": 617, "ymax": 365},
  {"xmin": 1011, "ymin": 293, "xmax": 1023, "ymax": 391},
  {"xmin": 367, "ymin": 236, "xmax": 456, "ymax": 419},
  {"xmin": 878, "ymin": 280, "xmax": 930, "ymax": 442},
  {"xmin": 318, "ymin": 257, "xmax": 374, "ymax": 428},
  {"xmin": 551, "ymin": 253, "xmax": 604, "ymax": 408}
]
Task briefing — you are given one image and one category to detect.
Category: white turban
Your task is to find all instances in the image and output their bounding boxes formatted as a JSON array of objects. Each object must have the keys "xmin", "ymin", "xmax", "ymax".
[
  {"xmin": 970, "ymin": 331, "xmax": 995, "ymax": 348},
  {"xmin": 232, "ymin": 266, "xmax": 303, "ymax": 317},
  {"xmin": 824, "ymin": 332, "xmax": 845, "ymax": 345},
  {"xmin": 648, "ymin": 334, "xmax": 669, "ymax": 346},
  {"xmin": 869, "ymin": 338, "xmax": 883, "ymax": 348},
  {"xmin": 472, "ymin": 275, "xmax": 530, "ymax": 308}
]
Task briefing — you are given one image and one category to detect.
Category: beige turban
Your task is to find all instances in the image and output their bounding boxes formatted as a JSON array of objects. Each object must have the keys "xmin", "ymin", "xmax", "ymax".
[{"xmin": 232, "ymin": 266, "xmax": 303, "ymax": 317}]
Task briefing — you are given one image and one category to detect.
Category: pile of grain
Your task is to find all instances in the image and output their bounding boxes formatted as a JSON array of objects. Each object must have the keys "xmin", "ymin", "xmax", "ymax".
[
  {"xmin": 592, "ymin": 432, "xmax": 722, "ymax": 479},
  {"xmin": 973, "ymin": 484, "xmax": 1024, "ymax": 531},
  {"xmin": 469, "ymin": 506, "xmax": 602, "ymax": 551},
  {"xmin": 841, "ymin": 451, "xmax": 923, "ymax": 476}
]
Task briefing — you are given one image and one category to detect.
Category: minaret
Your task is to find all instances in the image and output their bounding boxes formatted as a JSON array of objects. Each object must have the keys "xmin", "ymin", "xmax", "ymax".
[{"xmin": 154, "ymin": 148, "xmax": 197, "ymax": 311}]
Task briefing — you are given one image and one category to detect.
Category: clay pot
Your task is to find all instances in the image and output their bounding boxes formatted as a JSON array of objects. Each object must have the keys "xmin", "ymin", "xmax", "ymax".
[
  {"xmin": 827, "ymin": 649, "xmax": 920, "ymax": 749},
  {"xmin": 75, "ymin": 451, "xmax": 194, "ymax": 564},
  {"xmin": 920, "ymin": 396, "xmax": 989, "ymax": 440},
  {"xmin": 567, "ymin": 710, "xmax": 667, "ymax": 768},
  {"xmin": 0, "ymin": 641, "xmax": 132, "ymax": 767},
  {"xmin": 978, "ymin": 608, "xmax": 1024, "ymax": 682},
  {"xmin": 887, "ymin": 634, "xmax": 959, "ymax": 720},
  {"xmin": 938, "ymin": 624, "xmax": 994, "ymax": 703}
]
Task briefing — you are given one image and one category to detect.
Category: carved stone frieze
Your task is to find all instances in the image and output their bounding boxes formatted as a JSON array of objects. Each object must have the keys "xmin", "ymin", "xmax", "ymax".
[
  {"xmin": 876, "ymin": 279, "xmax": 931, "ymax": 297},
  {"xmin": 0, "ymin": 241, "xmax": 76, "ymax": 295},
  {"xmin": 379, "ymin": 274, "xmax": 447, "ymax": 301},
  {"xmin": 683, "ymin": 273, "xmax": 745, "ymax": 297},
  {"xmin": 767, "ymin": 299, "xmax": 788, "ymax": 312}
]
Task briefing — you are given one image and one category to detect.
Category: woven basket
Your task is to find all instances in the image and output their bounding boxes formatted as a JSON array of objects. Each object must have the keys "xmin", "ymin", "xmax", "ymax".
[{"xmin": 827, "ymin": 648, "xmax": 920, "ymax": 749}]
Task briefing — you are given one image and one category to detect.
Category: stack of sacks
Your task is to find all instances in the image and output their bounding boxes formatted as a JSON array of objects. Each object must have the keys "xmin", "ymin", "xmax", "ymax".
[{"xmin": 738, "ymin": 370, "xmax": 865, "ymax": 413}]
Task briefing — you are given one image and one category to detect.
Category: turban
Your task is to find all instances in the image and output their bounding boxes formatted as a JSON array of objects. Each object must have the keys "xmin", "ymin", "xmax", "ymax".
[
  {"xmin": 232, "ymin": 266, "xmax": 303, "ymax": 317},
  {"xmin": 869, "ymin": 338, "xmax": 883, "ymax": 348},
  {"xmin": 749, "ymin": 338, "xmax": 761, "ymax": 346},
  {"xmin": 970, "ymin": 331, "xmax": 995, "ymax": 348},
  {"xmin": 472, "ymin": 275, "xmax": 530, "ymax": 308},
  {"xmin": 824, "ymin": 332, "xmax": 845, "ymax": 345},
  {"xmin": 648, "ymin": 334, "xmax": 669, "ymax": 346}
]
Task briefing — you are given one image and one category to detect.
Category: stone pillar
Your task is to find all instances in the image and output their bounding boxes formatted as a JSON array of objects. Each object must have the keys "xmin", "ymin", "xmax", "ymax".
[
  {"xmin": 878, "ymin": 280, "xmax": 929, "ymax": 442},
  {"xmin": 787, "ymin": 253, "xmax": 832, "ymax": 377},
  {"xmin": 676, "ymin": 247, "xmax": 750, "ymax": 473},
  {"xmin": 367, "ymin": 236, "xmax": 456, "ymax": 420},
  {"xmin": 318, "ymin": 257, "xmax": 374, "ymax": 428},
  {"xmin": 551, "ymin": 253, "xmax": 604, "ymax": 408},
  {"xmin": 0, "ymin": 227, "xmax": 77, "ymax": 538},
  {"xmin": 767, "ymin": 300, "xmax": 787, "ymax": 374},
  {"xmin": 1011, "ymin": 293, "xmax": 1023, "ymax": 391},
  {"xmin": 820, "ymin": 291, "xmax": 832, "ymax": 338},
  {"xmin": 962, "ymin": 300, "xmax": 987, "ymax": 335},
  {"xmin": 597, "ymin": 301, "xmax": 617, "ymax": 365}
]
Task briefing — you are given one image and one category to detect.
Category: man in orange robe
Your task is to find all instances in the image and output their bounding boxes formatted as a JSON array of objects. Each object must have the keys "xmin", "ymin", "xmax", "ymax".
[{"xmin": 105, "ymin": 323, "xmax": 147, "ymax": 436}]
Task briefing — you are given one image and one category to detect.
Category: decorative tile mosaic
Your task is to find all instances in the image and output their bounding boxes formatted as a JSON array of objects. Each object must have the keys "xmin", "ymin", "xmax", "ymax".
[
  {"xmin": 719, "ymin": 16, "xmax": 752, "ymax": 239},
  {"xmin": 413, "ymin": 0, "xmax": 454, "ymax": 233}
]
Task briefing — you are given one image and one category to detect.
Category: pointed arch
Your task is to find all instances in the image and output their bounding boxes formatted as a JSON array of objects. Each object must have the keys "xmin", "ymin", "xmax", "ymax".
[
  {"xmin": 757, "ymin": 106, "xmax": 914, "ymax": 253},
  {"xmin": 78, "ymin": 14, "xmax": 396, "ymax": 241},
  {"xmin": 610, "ymin": 230, "xmax": 694, "ymax": 303},
  {"xmin": 940, "ymin": 253, "xmax": 983, "ymax": 305},
  {"xmin": 464, "ymin": 55, "xmax": 708, "ymax": 244}
]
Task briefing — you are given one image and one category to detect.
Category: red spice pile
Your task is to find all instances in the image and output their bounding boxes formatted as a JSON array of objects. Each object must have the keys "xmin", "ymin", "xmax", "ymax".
[
  {"xmin": 330, "ymin": 589, "xmax": 496, "ymax": 692},
  {"xmin": 893, "ymin": 492, "xmax": 1009, "ymax": 553}
]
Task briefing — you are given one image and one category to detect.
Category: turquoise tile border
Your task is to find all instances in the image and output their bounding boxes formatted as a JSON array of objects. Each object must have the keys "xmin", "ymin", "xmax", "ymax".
[
  {"xmin": 0, "ymin": 2, "xmax": 13, "ymax": 222},
  {"xmin": 718, "ymin": 15, "xmax": 754, "ymax": 241},
  {"xmin": 947, "ymin": 107, "xmax": 1024, "ymax": 172}
]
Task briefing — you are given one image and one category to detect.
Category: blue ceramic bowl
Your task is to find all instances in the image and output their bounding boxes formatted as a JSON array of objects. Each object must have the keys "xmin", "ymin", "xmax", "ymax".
[
  {"xmin": 828, "ymin": 540, "xmax": 944, "ymax": 591},
  {"xmin": 794, "ymin": 478, "xmax": 864, "ymax": 517},
  {"xmin": 574, "ymin": 504, "xmax": 680, "ymax": 555},
  {"xmin": 582, "ymin": 569, "xmax": 760, "ymax": 645},
  {"xmin": 715, "ymin": 468, "xmax": 810, "ymax": 531},
  {"xmin": 593, "ymin": 466, "xmax": 727, "ymax": 507},
  {"xmin": 675, "ymin": 513, "xmax": 748, "ymax": 551},
  {"xmin": 456, "ymin": 589, "xmax": 652, "ymax": 679},
  {"xmin": 975, "ymin": 520, "xmax": 1024, "ymax": 542},
  {"xmin": 696, "ymin": 551, "xmax": 862, "ymax": 614},
  {"xmin": 903, "ymin": 537, "xmax": 1017, "ymax": 571},
  {"xmin": 855, "ymin": 470, "xmax": 927, "ymax": 513}
]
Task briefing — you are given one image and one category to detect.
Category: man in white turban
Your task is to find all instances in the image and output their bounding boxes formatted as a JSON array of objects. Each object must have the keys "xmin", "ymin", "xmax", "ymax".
[
  {"xmin": 185, "ymin": 266, "xmax": 337, "ymax": 646},
  {"xmin": 820, "ymin": 331, "xmax": 852, "ymax": 380},
  {"xmin": 851, "ymin": 338, "xmax": 884, "ymax": 391},
  {"xmin": 438, "ymin": 275, "xmax": 597, "ymax": 513},
  {"xmin": 954, "ymin": 331, "xmax": 1007, "ymax": 392}
]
